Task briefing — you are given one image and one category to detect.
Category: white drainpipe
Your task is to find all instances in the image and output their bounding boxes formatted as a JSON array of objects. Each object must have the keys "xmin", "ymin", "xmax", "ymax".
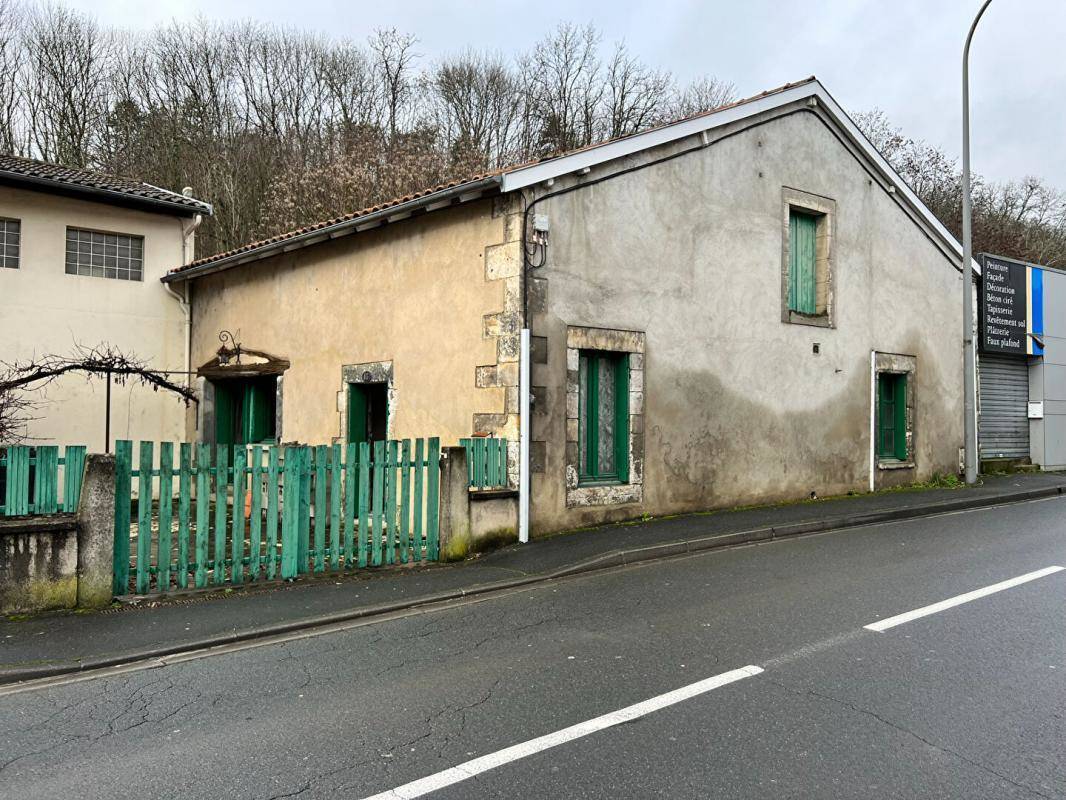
[
  {"xmin": 519, "ymin": 327, "xmax": 531, "ymax": 543},
  {"xmin": 868, "ymin": 349, "xmax": 876, "ymax": 493}
]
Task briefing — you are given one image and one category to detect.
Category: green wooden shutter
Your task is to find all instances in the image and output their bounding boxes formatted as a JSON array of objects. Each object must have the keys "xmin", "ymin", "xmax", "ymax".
[
  {"xmin": 243, "ymin": 379, "xmax": 276, "ymax": 444},
  {"xmin": 877, "ymin": 374, "xmax": 908, "ymax": 460},
  {"xmin": 893, "ymin": 375, "xmax": 907, "ymax": 460},
  {"xmin": 614, "ymin": 354, "xmax": 630, "ymax": 483},
  {"xmin": 348, "ymin": 384, "xmax": 369, "ymax": 446},
  {"xmin": 877, "ymin": 375, "xmax": 893, "ymax": 458},
  {"xmin": 214, "ymin": 381, "xmax": 237, "ymax": 445},
  {"xmin": 789, "ymin": 211, "xmax": 817, "ymax": 314}
]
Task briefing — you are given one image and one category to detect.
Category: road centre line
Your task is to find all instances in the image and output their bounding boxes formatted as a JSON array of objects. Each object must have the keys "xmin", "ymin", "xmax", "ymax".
[
  {"xmin": 360, "ymin": 665, "xmax": 764, "ymax": 800},
  {"xmin": 864, "ymin": 565, "xmax": 1064, "ymax": 633}
]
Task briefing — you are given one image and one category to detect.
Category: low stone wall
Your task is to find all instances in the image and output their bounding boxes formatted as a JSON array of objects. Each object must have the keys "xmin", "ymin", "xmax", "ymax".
[
  {"xmin": 0, "ymin": 516, "xmax": 79, "ymax": 614},
  {"xmin": 468, "ymin": 491, "xmax": 519, "ymax": 551},
  {"xmin": 0, "ymin": 453, "xmax": 115, "ymax": 615},
  {"xmin": 439, "ymin": 447, "xmax": 519, "ymax": 560}
]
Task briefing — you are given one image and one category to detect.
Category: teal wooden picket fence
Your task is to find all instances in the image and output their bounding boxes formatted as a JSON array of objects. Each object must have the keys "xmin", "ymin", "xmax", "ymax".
[
  {"xmin": 113, "ymin": 438, "xmax": 441, "ymax": 596},
  {"xmin": 460, "ymin": 437, "xmax": 509, "ymax": 490},
  {"xmin": 0, "ymin": 445, "xmax": 86, "ymax": 516}
]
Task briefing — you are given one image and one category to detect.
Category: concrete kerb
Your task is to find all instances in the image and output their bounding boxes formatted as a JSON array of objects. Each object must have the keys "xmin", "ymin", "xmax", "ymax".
[{"xmin": 2, "ymin": 483, "xmax": 1064, "ymax": 687}]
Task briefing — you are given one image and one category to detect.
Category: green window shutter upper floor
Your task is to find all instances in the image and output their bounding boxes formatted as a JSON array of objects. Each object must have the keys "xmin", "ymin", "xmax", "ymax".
[{"xmin": 789, "ymin": 210, "xmax": 817, "ymax": 314}]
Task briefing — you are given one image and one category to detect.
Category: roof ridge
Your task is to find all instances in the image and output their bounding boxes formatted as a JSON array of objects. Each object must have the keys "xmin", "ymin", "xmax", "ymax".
[{"xmin": 0, "ymin": 152, "xmax": 212, "ymax": 214}]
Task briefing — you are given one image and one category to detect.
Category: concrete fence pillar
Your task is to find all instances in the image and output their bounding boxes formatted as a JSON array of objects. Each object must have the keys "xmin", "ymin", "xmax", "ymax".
[
  {"xmin": 76, "ymin": 453, "xmax": 115, "ymax": 608},
  {"xmin": 439, "ymin": 446, "xmax": 471, "ymax": 561}
]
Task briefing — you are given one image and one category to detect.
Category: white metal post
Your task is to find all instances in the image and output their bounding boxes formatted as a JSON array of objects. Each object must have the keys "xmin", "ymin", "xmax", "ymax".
[
  {"xmin": 869, "ymin": 350, "xmax": 876, "ymax": 493},
  {"xmin": 519, "ymin": 328, "xmax": 531, "ymax": 543}
]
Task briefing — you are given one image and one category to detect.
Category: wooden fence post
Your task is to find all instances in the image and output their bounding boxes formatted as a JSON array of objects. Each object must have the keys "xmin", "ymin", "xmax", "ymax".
[{"xmin": 112, "ymin": 440, "xmax": 133, "ymax": 595}]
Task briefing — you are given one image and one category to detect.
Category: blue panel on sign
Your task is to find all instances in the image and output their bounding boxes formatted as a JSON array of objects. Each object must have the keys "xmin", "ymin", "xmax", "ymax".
[{"xmin": 1032, "ymin": 267, "xmax": 1044, "ymax": 355}]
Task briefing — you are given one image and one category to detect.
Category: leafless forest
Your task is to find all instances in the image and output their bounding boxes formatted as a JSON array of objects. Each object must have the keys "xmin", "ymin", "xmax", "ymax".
[{"xmin": 0, "ymin": 1, "xmax": 1063, "ymax": 267}]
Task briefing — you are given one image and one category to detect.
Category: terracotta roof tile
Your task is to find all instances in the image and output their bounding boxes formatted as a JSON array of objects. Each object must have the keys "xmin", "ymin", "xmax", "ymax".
[{"xmin": 170, "ymin": 172, "xmax": 501, "ymax": 275}]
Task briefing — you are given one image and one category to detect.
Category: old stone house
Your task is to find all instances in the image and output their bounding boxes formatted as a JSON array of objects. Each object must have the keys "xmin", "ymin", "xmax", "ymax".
[{"xmin": 163, "ymin": 78, "xmax": 967, "ymax": 537}]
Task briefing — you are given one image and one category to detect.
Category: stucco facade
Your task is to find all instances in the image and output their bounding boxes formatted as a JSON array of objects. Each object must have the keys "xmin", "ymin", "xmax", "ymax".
[
  {"xmin": 172, "ymin": 80, "xmax": 967, "ymax": 540},
  {"xmin": 524, "ymin": 103, "xmax": 964, "ymax": 533},
  {"xmin": 0, "ymin": 184, "xmax": 196, "ymax": 450},
  {"xmin": 186, "ymin": 198, "xmax": 520, "ymax": 450}
]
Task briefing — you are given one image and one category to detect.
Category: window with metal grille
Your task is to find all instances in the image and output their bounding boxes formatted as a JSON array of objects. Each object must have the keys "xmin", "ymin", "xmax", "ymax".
[
  {"xmin": 578, "ymin": 350, "xmax": 630, "ymax": 485},
  {"xmin": 65, "ymin": 227, "xmax": 143, "ymax": 281},
  {"xmin": 0, "ymin": 218, "xmax": 20, "ymax": 269},
  {"xmin": 877, "ymin": 372, "xmax": 908, "ymax": 461}
]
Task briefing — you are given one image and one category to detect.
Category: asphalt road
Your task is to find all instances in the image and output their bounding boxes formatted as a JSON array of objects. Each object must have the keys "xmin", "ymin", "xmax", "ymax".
[{"xmin": 2, "ymin": 495, "xmax": 1066, "ymax": 799}]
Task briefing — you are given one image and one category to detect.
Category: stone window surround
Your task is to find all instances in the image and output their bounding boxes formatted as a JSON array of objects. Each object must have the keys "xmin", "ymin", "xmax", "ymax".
[
  {"xmin": 781, "ymin": 187, "xmax": 836, "ymax": 329},
  {"xmin": 565, "ymin": 326, "xmax": 645, "ymax": 508},
  {"xmin": 874, "ymin": 351, "xmax": 916, "ymax": 471},
  {"xmin": 337, "ymin": 360, "xmax": 395, "ymax": 444}
]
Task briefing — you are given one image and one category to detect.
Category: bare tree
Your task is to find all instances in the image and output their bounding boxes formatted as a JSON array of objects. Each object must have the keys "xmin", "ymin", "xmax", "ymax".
[
  {"xmin": 856, "ymin": 108, "xmax": 1066, "ymax": 269},
  {"xmin": 672, "ymin": 75, "xmax": 736, "ymax": 118},
  {"xmin": 369, "ymin": 28, "xmax": 419, "ymax": 147},
  {"xmin": 431, "ymin": 49, "xmax": 523, "ymax": 169},
  {"xmin": 521, "ymin": 22, "xmax": 604, "ymax": 155},
  {"xmin": 0, "ymin": 7, "xmax": 744, "ymax": 260},
  {"xmin": 0, "ymin": 344, "xmax": 196, "ymax": 444},
  {"xmin": 604, "ymin": 42, "xmax": 672, "ymax": 139},
  {"xmin": 0, "ymin": 0, "xmax": 24, "ymax": 155},
  {"xmin": 21, "ymin": 2, "xmax": 111, "ymax": 166}
]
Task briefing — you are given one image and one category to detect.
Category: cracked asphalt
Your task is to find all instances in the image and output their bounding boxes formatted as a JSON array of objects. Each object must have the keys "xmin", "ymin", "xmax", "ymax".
[{"xmin": 2, "ymin": 495, "xmax": 1066, "ymax": 799}]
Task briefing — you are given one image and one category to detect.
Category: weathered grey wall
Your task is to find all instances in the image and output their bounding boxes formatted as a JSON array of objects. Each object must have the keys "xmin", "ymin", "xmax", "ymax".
[
  {"xmin": 528, "ymin": 104, "xmax": 965, "ymax": 534},
  {"xmin": 0, "ymin": 517, "xmax": 79, "ymax": 614}
]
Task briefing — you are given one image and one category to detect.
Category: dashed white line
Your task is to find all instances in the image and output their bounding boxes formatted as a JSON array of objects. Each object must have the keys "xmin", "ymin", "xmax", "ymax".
[
  {"xmin": 360, "ymin": 664, "xmax": 764, "ymax": 800},
  {"xmin": 864, "ymin": 565, "xmax": 1065, "ymax": 632}
]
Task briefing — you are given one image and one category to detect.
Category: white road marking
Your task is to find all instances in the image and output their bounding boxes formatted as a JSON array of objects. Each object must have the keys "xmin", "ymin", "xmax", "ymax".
[
  {"xmin": 864, "ymin": 565, "xmax": 1065, "ymax": 632},
  {"xmin": 360, "ymin": 665, "xmax": 764, "ymax": 800}
]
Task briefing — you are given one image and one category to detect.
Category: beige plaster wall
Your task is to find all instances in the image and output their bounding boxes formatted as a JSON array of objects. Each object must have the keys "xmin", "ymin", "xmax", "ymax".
[
  {"xmin": 186, "ymin": 198, "xmax": 511, "ymax": 447},
  {"xmin": 0, "ymin": 185, "xmax": 190, "ymax": 450}
]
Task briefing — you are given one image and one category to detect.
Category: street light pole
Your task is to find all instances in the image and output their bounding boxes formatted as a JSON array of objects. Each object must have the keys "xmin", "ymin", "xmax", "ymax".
[{"xmin": 962, "ymin": 0, "xmax": 993, "ymax": 485}]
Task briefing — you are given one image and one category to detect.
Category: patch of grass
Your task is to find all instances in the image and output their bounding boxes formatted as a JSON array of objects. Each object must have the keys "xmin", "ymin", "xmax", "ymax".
[{"xmin": 884, "ymin": 471, "xmax": 964, "ymax": 493}]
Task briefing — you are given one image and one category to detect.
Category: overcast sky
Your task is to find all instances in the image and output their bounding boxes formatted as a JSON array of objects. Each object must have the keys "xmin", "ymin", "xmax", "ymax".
[{"xmin": 68, "ymin": 0, "xmax": 1066, "ymax": 188}]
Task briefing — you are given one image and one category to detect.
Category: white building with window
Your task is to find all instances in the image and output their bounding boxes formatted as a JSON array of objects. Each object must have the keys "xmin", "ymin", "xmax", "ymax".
[{"xmin": 0, "ymin": 154, "xmax": 212, "ymax": 450}]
